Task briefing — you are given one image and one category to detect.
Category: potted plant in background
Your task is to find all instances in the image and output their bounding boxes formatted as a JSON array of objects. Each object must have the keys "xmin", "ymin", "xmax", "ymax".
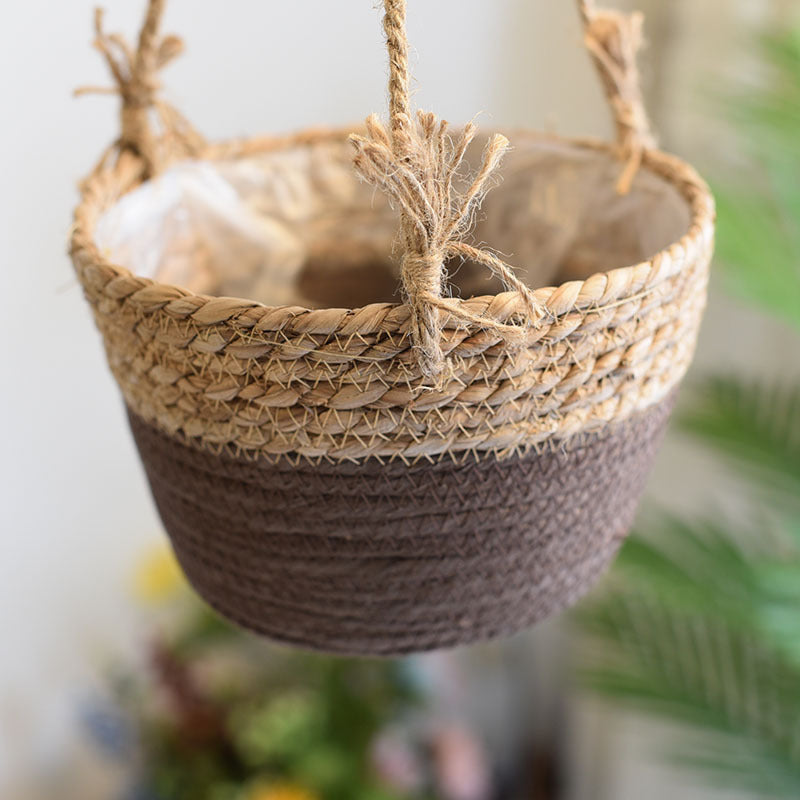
[{"xmin": 82, "ymin": 547, "xmax": 501, "ymax": 800}]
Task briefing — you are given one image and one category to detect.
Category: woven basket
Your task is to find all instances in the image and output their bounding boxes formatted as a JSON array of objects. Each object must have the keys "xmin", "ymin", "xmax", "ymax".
[{"xmin": 71, "ymin": 0, "xmax": 714, "ymax": 655}]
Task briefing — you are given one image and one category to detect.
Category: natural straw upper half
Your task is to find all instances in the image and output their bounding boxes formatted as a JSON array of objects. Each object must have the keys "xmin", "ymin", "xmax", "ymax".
[{"xmin": 70, "ymin": 0, "xmax": 714, "ymax": 462}]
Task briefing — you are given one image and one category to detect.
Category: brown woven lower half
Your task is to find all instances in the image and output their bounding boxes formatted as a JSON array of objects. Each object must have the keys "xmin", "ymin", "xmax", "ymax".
[{"xmin": 128, "ymin": 399, "xmax": 674, "ymax": 656}]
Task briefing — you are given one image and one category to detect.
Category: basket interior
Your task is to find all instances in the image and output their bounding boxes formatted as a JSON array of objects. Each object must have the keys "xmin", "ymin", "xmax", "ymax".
[{"xmin": 95, "ymin": 133, "xmax": 692, "ymax": 309}]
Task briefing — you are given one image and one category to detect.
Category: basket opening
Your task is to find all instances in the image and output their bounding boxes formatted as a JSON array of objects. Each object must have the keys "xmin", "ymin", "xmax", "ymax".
[
  {"xmin": 297, "ymin": 253, "xmax": 399, "ymax": 307},
  {"xmin": 294, "ymin": 250, "xmax": 507, "ymax": 308},
  {"xmin": 95, "ymin": 132, "xmax": 691, "ymax": 309}
]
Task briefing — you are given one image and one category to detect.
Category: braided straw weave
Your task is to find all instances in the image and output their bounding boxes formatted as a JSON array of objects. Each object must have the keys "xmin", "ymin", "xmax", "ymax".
[{"xmin": 70, "ymin": 0, "xmax": 714, "ymax": 654}]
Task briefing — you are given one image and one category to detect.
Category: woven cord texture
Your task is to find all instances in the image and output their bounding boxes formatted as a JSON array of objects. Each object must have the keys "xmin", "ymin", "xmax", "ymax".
[
  {"xmin": 74, "ymin": 147, "xmax": 711, "ymax": 463},
  {"xmin": 128, "ymin": 395, "xmax": 674, "ymax": 655}
]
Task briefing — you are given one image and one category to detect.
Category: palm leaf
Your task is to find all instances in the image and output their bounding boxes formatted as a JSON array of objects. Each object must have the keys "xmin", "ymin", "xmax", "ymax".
[
  {"xmin": 714, "ymin": 186, "xmax": 800, "ymax": 328},
  {"xmin": 669, "ymin": 731, "xmax": 800, "ymax": 798},
  {"xmin": 713, "ymin": 29, "xmax": 800, "ymax": 329},
  {"xmin": 679, "ymin": 378, "xmax": 800, "ymax": 506},
  {"xmin": 576, "ymin": 25, "xmax": 800, "ymax": 798},
  {"xmin": 601, "ymin": 517, "xmax": 759, "ymax": 622},
  {"xmin": 578, "ymin": 588, "xmax": 800, "ymax": 797}
]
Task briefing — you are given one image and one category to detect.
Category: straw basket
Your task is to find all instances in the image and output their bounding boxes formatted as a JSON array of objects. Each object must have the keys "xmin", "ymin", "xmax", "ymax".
[{"xmin": 70, "ymin": 0, "xmax": 714, "ymax": 655}]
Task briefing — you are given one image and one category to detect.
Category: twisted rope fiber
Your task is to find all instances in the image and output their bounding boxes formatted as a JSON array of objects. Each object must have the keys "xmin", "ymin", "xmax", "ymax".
[
  {"xmin": 351, "ymin": 0, "xmax": 545, "ymax": 378},
  {"xmin": 75, "ymin": 0, "xmax": 205, "ymax": 177},
  {"xmin": 578, "ymin": 0, "xmax": 655, "ymax": 193},
  {"xmin": 129, "ymin": 396, "xmax": 673, "ymax": 655}
]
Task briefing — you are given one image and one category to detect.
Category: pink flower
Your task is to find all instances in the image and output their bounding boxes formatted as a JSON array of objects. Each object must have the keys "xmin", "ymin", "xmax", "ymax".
[{"xmin": 432, "ymin": 724, "xmax": 491, "ymax": 800}]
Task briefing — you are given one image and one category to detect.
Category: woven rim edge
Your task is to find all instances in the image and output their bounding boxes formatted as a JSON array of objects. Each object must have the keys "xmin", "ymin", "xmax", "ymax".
[{"xmin": 70, "ymin": 126, "xmax": 715, "ymax": 336}]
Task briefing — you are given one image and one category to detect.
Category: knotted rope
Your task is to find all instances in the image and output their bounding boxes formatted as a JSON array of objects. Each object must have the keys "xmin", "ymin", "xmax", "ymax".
[
  {"xmin": 75, "ymin": 0, "xmax": 205, "ymax": 177},
  {"xmin": 577, "ymin": 0, "xmax": 656, "ymax": 193},
  {"xmin": 350, "ymin": 0, "xmax": 546, "ymax": 379}
]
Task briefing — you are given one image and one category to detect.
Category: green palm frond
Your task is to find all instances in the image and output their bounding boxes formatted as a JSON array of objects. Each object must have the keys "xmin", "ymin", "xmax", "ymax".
[
  {"xmin": 604, "ymin": 516, "xmax": 761, "ymax": 623},
  {"xmin": 679, "ymin": 378, "xmax": 800, "ymax": 506},
  {"xmin": 669, "ymin": 733, "xmax": 800, "ymax": 799},
  {"xmin": 714, "ymin": 30, "xmax": 800, "ymax": 329},
  {"xmin": 714, "ymin": 188, "xmax": 800, "ymax": 327},
  {"xmin": 578, "ymin": 578, "xmax": 800, "ymax": 797},
  {"xmin": 582, "ymin": 514, "xmax": 800, "ymax": 659},
  {"xmin": 577, "ymin": 23, "xmax": 800, "ymax": 798},
  {"xmin": 728, "ymin": 33, "xmax": 800, "ymax": 151}
]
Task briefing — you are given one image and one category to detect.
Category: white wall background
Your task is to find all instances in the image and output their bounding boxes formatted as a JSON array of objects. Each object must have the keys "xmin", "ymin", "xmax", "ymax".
[{"xmin": 0, "ymin": 0, "xmax": 788, "ymax": 798}]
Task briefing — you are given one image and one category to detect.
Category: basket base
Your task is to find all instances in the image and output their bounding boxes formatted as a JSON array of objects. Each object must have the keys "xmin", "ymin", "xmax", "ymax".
[{"xmin": 128, "ymin": 398, "xmax": 673, "ymax": 656}]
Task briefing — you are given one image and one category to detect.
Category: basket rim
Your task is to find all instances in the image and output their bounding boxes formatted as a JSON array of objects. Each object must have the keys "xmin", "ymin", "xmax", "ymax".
[{"xmin": 70, "ymin": 125, "xmax": 715, "ymax": 334}]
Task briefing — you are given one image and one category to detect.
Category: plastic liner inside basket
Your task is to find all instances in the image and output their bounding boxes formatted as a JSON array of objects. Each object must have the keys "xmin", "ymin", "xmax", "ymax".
[
  {"xmin": 95, "ymin": 136, "xmax": 691, "ymax": 311},
  {"xmin": 70, "ymin": 0, "xmax": 714, "ymax": 656}
]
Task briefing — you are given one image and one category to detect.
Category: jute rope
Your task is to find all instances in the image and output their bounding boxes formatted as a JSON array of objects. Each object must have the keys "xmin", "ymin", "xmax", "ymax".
[
  {"xmin": 576, "ymin": 0, "xmax": 656, "ymax": 193},
  {"xmin": 351, "ymin": 0, "xmax": 546, "ymax": 378},
  {"xmin": 75, "ymin": 0, "xmax": 205, "ymax": 177}
]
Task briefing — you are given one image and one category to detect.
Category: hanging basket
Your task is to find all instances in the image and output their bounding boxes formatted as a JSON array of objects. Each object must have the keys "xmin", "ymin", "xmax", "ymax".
[{"xmin": 70, "ymin": 0, "xmax": 714, "ymax": 655}]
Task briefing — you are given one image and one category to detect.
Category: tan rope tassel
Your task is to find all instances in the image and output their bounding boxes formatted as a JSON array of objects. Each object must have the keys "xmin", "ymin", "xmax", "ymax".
[
  {"xmin": 76, "ymin": 0, "xmax": 205, "ymax": 177},
  {"xmin": 577, "ymin": 0, "xmax": 656, "ymax": 194},
  {"xmin": 351, "ymin": 0, "xmax": 545, "ymax": 379}
]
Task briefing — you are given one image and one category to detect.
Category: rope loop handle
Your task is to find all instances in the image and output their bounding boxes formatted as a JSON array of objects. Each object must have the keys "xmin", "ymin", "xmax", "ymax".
[
  {"xmin": 76, "ymin": 0, "xmax": 205, "ymax": 177},
  {"xmin": 577, "ymin": 0, "xmax": 656, "ymax": 193}
]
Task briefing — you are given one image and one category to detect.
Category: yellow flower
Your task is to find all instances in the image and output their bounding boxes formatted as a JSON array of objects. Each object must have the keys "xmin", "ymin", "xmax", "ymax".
[
  {"xmin": 132, "ymin": 543, "xmax": 185, "ymax": 604},
  {"xmin": 247, "ymin": 784, "xmax": 318, "ymax": 800}
]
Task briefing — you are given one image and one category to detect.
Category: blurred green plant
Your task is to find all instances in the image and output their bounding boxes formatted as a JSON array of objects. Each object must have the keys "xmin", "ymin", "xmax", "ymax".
[
  {"xmin": 87, "ymin": 550, "xmax": 497, "ymax": 800},
  {"xmin": 576, "ymin": 26, "xmax": 800, "ymax": 799},
  {"xmin": 101, "ymin": 592, "xmax": 429, "ymax": 800},
  {"xmin": 715, "ymin": 30, "xmax": 800, "ymax": 330}
]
